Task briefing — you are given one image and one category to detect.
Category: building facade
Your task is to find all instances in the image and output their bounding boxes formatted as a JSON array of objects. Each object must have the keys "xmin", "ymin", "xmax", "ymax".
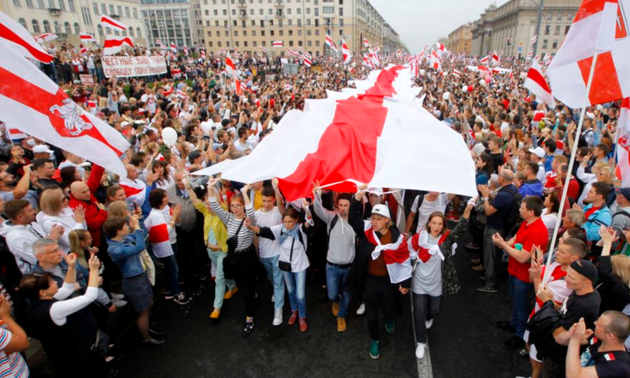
[
  {"xmin": 1, "ymin": 0, "xmax": 147, "ymax": 46},
  {"xmin": 470, "ymin": 0, "xmax": 580, "ymax": 58},
  {"xmin": 198, "ymin": 0, "xmax": 405, "ymax": 57},
  {"xmin": 140, "ymin": 0, "xmax": 199, "ymax": 49},
  {"xmin": 446, "ymin": 22, "xmax": 472, "ymax": 54}
]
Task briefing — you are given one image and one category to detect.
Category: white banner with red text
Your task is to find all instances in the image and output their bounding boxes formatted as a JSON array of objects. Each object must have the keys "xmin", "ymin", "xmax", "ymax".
[{"xmin": 102, "ymin": 56, "xmax": 167, "ymax": 78}]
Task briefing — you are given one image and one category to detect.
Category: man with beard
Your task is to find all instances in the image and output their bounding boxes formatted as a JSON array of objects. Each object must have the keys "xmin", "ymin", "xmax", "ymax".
[{"xmin": 0, "ymin": 163, "xmax": 38, "ymax": 209}]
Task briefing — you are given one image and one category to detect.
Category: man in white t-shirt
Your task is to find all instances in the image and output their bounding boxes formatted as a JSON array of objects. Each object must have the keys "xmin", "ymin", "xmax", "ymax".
[
  {"xmin": 255, "ymin": 183, "xmax": 285, "ymax": 326},
  {"xmin": 404, "ymin": 192, "xmax": 455, "ymax": 235}
]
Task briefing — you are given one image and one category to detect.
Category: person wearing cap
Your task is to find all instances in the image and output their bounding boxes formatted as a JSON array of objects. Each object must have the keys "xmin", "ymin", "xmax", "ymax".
[
  {"xmin": 528, "ymin": 147, "xmax": 547, "ymax": 183},
  {"xmin": 537, "ymin": 259, "xmax": 601, "ymax": 378},
  {"xmin": 519, "ymin": 162, "xmax": 544, "ymax": 198},
  {"xmin": 33, "ymin": 145, "xmax": 56, "ymax": 163},
  {"xmin": 611, "ymin": 188, "xmax": 630, "ymax": 232},
  {"xmin": 349, "ymin": 184, "xmax": 411, "ymax": 360}
]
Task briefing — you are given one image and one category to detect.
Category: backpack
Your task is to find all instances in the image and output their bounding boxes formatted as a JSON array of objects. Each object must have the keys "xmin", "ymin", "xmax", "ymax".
[
  {"xmin": 526, "ymin": 300, "xmax": 563, "ymax": 360},
  {"xmin": 327, "ymin": 215, "xmax": 339, "ymax": 247},
  {"xmin": 503, "ymin": 186, "xmax": 523, "ymax": 236}
]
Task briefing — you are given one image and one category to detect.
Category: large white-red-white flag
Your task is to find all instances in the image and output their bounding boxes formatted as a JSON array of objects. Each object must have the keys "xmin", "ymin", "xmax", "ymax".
[
  {"xmin": 341, "ymin": 39, "xmax": 351, "ymax": 63},
  {"xmin": 524, "ymin": 59, "xmax": 556, "ymax": 108},
  {"xmin": 272, "ymin": 41, "xmax": 284, "ymax": 48},
  {"xmin": 617, "ymin": 98, "xmax": 630, "ymax": 186},
  {"xmin": 0, "ymin": 11, "xmax": 54, "ymax": 63},
  {"xmin": 547, "ymin": 0, "xmax": 629, "ymax": 107},
  {"xmin": 101, "ymin": 15, "xmax": 127, "ymax": 31},
  {"xmin": 193, "ymin": 66, "xmax": 476, "ymax": 201},
  {"xmin": 103, "ymin": 35, "xmax": 134, "ymax": 55},
  {"xmin": 0, "ymin": 42, "xmax": 130, "ymax": 177},
  {"xmin": 80, "ymin": 33, "xmax": 96, "ymax": 43}
]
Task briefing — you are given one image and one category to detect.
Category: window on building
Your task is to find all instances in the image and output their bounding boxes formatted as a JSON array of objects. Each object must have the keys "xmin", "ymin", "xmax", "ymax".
[
  {"xmin": 546, "ymin": 12, "xmax": 552, "ymax": 20},
  {"xmin": 315, "ymin": 19, "xmax": 318, "ymax": 26},
  {"xmin": 223, "ymin": 9, "xmax": 227, "ymax": 15},
  {"xmin": 231, "ymin": 9, "xmax": 235, "ymax": 15},
  {"xmin": 243, "ymin": 30, "xmax": 247, "ymax": 36},
  {"xmin": 297, "ymin": 19, "xmax": 301, "ymax": 26},
  {"xmin": 289, "ymin": 40, "xmax": 294, "ymax": 46},
  {"xmin": 68, "ymin": 0, "xmax": 75, "ymax": 11},
  {"xmin": 552, "ymin": 39, "xmax": 558, "ymax": 49},
  {"xmin": 307, "ymin": 29, "xmax": 311, "ymax": 35},
  {"xmin": 224, "ymin": 30, "xmax": 228, "ymax": 36},
  {"xmin": 542, "ymin": 39, "xmax": 548, "ymax": 49},
  {"xmin": 339, "ymin": 7, "xmax": 342, "ymax": 16},
  {"xmin": 565, "ymin": 25, "xmax": 570, "ymax": 34},
  {"xmin": 544, "ymin": 25, "xmax": 550, "ymax": 35},
  {"xmin": 26, "ymin": 0, "xmax": 33, "ymax": 7},
  {"xmin": 207, "ymin": 30, "xmax": 211, "ymax": 36},
  {"xmin": 298, "ymin": 29, "xmax": 301, "ymax": 35},
  {"xmin": 37, "ymin": 0, "xmax": 43, "ymax": 8},
  {"xmin": 226, "ymin": 41, "xmax": 230, "ymax": 47},
  {"xmin": 109, "ymin": 4, "xmax": 114, "ymax": 14},
  {"xmin": 270, "ymin": 30, "xmax": 274, "ymax": 35},
  {"xmin": 287, "ymin": 8, "xmax": 291, "ymax": 14},
  {"xmin": 92, "ymin": 3, "xmax": 98, "ymax": 14},
  {"xmin": 97, "ymin": 24, "xmax": 103, "ymax": 35},
  {"xmin": 315, "ymin": 29, "xmax": 319, "ymax": 35},
  {"xmin": 32, "ymin": 19, "xmax": 40, "ymax": 32},
  {"xmin": 555, "ymin": 25, "xmax": 560, "ymax": 35},
  {"xmin": 213, "ymin": 9, "xmax": 218, "ymax": 15},
  {"xmin": 13, "ymin": 0, "xmax": 22, "ymax": 7},
  {"xmin": 64, "ymin": 21, "xmax": 70, "ymax": 34},
  {"xmin": 339, "ymin": 18, "xmax": 343, "ymax": 26},
  {"xmin": 73, "ymin": 22, "xmax": 79, "ymax": 33},
  {"xmin": 261, "ymin": 30, "xmax": 265, "ymax": 36},
  {"xmin": 306, "ymin": 7, "xmax": 310, "ymax": 14},
  {"xmin": 18, "ymin": 18, "xmax": 27, "ymax": 30},
  {"xmin": 307, "ymin": 40, "xmax": 311, "ymax": 46},
  {"xmin": 209, "ymin": 41, "xmax": 213, "ymax": 47},
  {"xmin": 53, "ymin": 21, "xmax": 60, "ymax": 33},
  {"xmin": 218, "ymin": 41, "xmax": 222, "ymax": 46},
  {"xmin": 557, "ymin": 12, "xmax": 562, "ymax": 20},
  {"xmin": 339, "ymin": 29, "xmax": 342, "ymax": 35},
  {"xmin": 129, "ymin": 27, "xmax": 134, "ymax": 37},
  {"xmin": 235, "ymin": 41, "xmax": 239, "ymax": 46},
  {"xmin": 567, "ymin": 12, "xmax": 573, "ymax": 21},
  {"xmin": 101, "ymin": 4, "xmax": 106, "ymax": 14},
  {"xmin": 215, "ymin": 20, "xmax": 219, "ymax": 26},
  {"xmin": 316, "ymin": 40, "xmax": 320, "ymax": 46},
  {"xmin": 298, "ymin": 40, "xmax": 302, "ymax": 46}
]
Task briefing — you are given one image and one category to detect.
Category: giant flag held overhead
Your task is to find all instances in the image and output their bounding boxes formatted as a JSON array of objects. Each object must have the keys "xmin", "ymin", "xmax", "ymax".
[
  {"xmin": 0, "ymin": 10, "xmax": 54, "ymax": 63},
  {"xmin": 193, "ymin": 66, "xmax": 477, "ymax": 201},
  {"xmin": 103, "ymin": 35, "xmax": 134, "ymax": 55},
  {"xmin": 0, "ymin": 41, "xmax": 130, "ymax": 177},
  {"xmin": 547, "ymin": 0, "xmax": 629, "ymax": 107},
  {"xmin": 101, "ymin": 15, "xmax": 127, "ymax": 31},
  {"xmin": 524, "ymin": 59, "xmax": 556, "ymax": 108}
]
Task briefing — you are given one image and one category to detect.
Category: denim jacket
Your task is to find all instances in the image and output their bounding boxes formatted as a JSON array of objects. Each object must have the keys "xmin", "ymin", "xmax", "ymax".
[{"xmin": 107, "ymin": 229, "xmax": 147, "ymax": 278}]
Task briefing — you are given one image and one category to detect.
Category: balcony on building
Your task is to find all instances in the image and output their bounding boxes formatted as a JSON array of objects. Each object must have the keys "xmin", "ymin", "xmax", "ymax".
[
  {"xmin": 275, "ymin": 0, "xmax": 284, "ymax": 7},
  {"xmin": 48, "ymin": 7, "xmax": 61, "ymax": 16},
  {"xmin": 238, "ymin": 10, "xmax": 248, "ymax": 18},
  {"xmin": 237, "ymin": 0, "xmax": 247, "ymax": 8},
  {"xmin": 275, "ymin": 9, "xmax": 284, "ymax": 18}
]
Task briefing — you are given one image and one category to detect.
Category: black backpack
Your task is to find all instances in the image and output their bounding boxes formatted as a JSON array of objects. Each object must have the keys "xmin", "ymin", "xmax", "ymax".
[
  {"xmin": 503, "ymin": 186, "xmax": 523, "ymax": 236},
  {"xmin": 526, "ymin": 300, "xmax": 563, "ymax": 360}
]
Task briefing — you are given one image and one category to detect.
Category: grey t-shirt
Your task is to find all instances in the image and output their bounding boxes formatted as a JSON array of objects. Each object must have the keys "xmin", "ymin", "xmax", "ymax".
[{"xmin": 412, "ymin": 234, "xmax": 443, "ymax": 297}]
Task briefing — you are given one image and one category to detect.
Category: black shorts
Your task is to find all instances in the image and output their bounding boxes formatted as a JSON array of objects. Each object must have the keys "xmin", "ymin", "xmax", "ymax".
[{"xmin": 122, "ymin": 273, "xmax": 153, "ymax": 312}]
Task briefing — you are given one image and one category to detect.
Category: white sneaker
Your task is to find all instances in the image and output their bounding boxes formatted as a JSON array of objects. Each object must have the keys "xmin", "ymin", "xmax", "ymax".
[
  {"xmin": 272, "ymin": 309, "xmax": 283, "ymax": 326},
  {"xmin": 426, "ymin": 319, "xmax": 433, "ymax": 330},
  {"xmin": 356, "ymin": 303, "xmax": 366, "ymax": 315},
  {"xmin": 110, "ymin": 293, "xmax": 125, "ymax": 300},
  {"xmin": 271, "ymin": 294, "xmax": 275, "ymax": 303},
  {"xmin": 112, "ymin": 298, "xmax": 127, "ymax": 308},
  {"xmin": 415, "ymin": 343, "xmax": 425, "ymax": 359}
]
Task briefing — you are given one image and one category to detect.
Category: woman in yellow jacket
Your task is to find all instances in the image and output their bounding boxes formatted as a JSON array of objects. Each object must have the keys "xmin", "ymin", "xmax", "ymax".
[{"xmin": 184, "ymin": 180, "xmax": 235, "ymax": 319}]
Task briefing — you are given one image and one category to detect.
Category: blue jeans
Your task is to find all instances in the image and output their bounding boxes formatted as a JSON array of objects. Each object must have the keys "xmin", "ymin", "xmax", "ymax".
[
  {"xmin": 508, "ymin": 275, "xmax": 533, "ymax": 339},
  {"xmin": 207, "ymin": 249, "xmax": 236, "ymax": 309},
  {"xmin": 260, "ymin": 255, "xmax": 285, "ymax": 310},
  {"xmin": 326, "ymin": 263, "xmax": 352, "ymax": 318},
  {"xmin": 160, "ymin": 249, "xmax": 180, "ymax": 296},
  {"xmin": 283, "ymin": 269, "xmax": 307, "ymax": 318}
]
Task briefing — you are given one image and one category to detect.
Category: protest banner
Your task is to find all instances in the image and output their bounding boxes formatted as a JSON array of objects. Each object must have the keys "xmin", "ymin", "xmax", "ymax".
[
  {"xmin": 101, "ymin": 56, "xmax": 167, "ymax": 78},
  {"xmin": 79, "ymin": 74, "xmax": 94, "ymax": 85}
]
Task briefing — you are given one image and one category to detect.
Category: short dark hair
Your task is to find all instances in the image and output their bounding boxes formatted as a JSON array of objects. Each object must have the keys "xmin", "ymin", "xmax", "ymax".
[
  {"xmin": 149, "ymin": 188, "xmax": 167, "ymax": 209},
  {"xmin": 130, "ymin": 152, "xmax": 146, "ymax": 167},
  {"xmin": 562, "ymin": 237, "xmax": 587, "ymax": 258},
  {"xmin": 261, "ymin": 186, "xmax": 276, "ymax": 198},
  {"xmin": 595, "ymin": 143, "xmax": 610, "ymax": 155},
  {"xmin": 4, "ymin": 199, "xmax": 30, "ymax": 220},
  {"xmin": 526, "ymin": 161, "xmax": 539, "ymax": 175},
  {"xmin": 32, "ymin": 158, "xmax": 53, "ymax": 171},
  {"xmin": 592, "ymin": 181, "xmax": 611, "ymax": 199},
  {"xmin": 282, "ymin": 206, "xmax": 300, "ymax": 220},
  {"xmin": 602, "ymin": 310, "xmax": 630, "ymax": 342},
  {"xmin": 103, "ymin": 217, "xmax": 128, "ymax": 238},
  {"xmin": 523, "ymin": 196, "xmax": 544, "ymax": 217},
  {"xmin": 544, "ymin": 139, "xmax": 557, "ymax": 153},
  {"xmin": 19, "ymin": 272, "xmax": 54, "ymax": 300},
  {"xmin": 338, "ymin": 193, "xmax": 352, "ymax": 203}
]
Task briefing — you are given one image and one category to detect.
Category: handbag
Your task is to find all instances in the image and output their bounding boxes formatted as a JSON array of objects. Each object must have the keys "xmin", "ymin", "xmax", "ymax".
[
  {"xmin": 526, "ymin": 300, "xmax": 562, "ymax": 360},
  {"xmin": 224, "ymin": 219, "xmax": 246, "ymax": 279},
  {"xmin": 226, "ymin": 219, "xmax": 246, "ymax": 259},
  {"xmin": 278, "ymin": 239, "xmax": 295, "ymax": 272}
]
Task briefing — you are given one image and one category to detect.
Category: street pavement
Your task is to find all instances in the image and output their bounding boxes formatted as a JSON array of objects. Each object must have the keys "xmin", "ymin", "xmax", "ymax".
[{"xmin": 29, "ymin": 232, "xmax": 532, "ymax": 378}]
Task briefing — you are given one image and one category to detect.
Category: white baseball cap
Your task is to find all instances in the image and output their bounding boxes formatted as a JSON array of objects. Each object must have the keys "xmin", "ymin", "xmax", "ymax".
[
  {"xmin": 529, "ymin": 147, "xmax": 545, "ymax": 158},
  {"xmin": 371, "ymin": 204, "xmax": 391, "ymax": 219},
  {"xmin": 33, "ymin": 145, "xmax": 53, "ymax": 155}
]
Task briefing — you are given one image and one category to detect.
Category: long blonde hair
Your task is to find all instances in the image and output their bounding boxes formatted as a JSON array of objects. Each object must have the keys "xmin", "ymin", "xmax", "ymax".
[
  {"xmin": 612, "ymin": 255, "xmax": 630, "ymax": 287},
  {"xmin": 69, "ymin": 229, "xmax": 91, "ymax": 268}
]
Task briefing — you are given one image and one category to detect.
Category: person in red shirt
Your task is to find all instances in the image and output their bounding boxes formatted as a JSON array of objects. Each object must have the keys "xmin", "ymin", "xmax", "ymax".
[
  {"xmin": 68, "ymin": 164, "xmax": 108, "ymax": 248},
  {"xmin": 491, "ymin": 196, "xmax": 549, "ymax": 350}
]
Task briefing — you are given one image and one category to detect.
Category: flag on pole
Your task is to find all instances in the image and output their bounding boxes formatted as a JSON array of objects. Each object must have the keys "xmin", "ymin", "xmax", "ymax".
[
  {"xmin": 436, "ymin": 42, "xmax": 446, "ymax": 54},
  {"xmin": 101, "ymin": 15, "xmax": 127, "ymax": 31},
  {"xmin": 527, "ymin": 50, "xmax": 534, "ymax": 59},
  {"xmin": 183, "ymin": 46, "xmax": 188, "ymax": 56},
  {"xmin": 286, "ymin": 47, "xmax": 300, "ymax": 58},
  {"xmin": 170, "ymin": 42, "xmax": 177, "ymax": 52},
  {"xmin": 103, "ymin": 35, "xmax": 134, "ymax": 55},
  {"xmin": 80, "ymin": 33, "xmax": 96, "ymax": 43},
  {"xmin": 524, "ymin": 59, "xmax": 556, "ymax": 108},
  {"xmin": 155, "ymin": 39, "xmax": 162, "ymax": 45},
  {"xmin": 491, "ymin": 51, "xmax": 500, "ymax": 65},
  {"xmin": 430, "ymin": 50, "xmax": 441, "ymax": 71},
  {"xmin": 342, "ymin": 39, "xmax": 351, "ymax": 63},
  {"xmin": 364, "ymin": 37, "xmax": 371, "ymax": 48},
  {"xmin": 617, "ymin": 98, "xmax": 630, "ymax": 186},
  {"xmin": 2, "ymin": 123, "xmax": 27, "ymax": 140},
  {"xmin": 547, "ymin": 0, "xmax": 629, "ymax": 107},
  {"xmin": 531, "ymin": 34, "xmax": 538, "ymax": 44},
  {"xmin": 362, "ymin": 53, "xmax": 374, "ymax": 68},
  {"xmin": 35, "ymin": 33, "xmax": 57, "ymax": 43},
  {"xmin": 480, "ymin": 55, "xmax": 489, "ymax": 65},
  {"xmin": 272, "ymin": 41, "xmax": 284, "ymax": 48},
  {"xmin": 0, "ymin": 41, "xmax": 130, "ymax": 177},
  {"xmin": 325, "ymin": 34, "xmax": 338, "ymax": 51},
  {"xmin": 0, "ymin": 10, "xmax": 54, "ymax": 63},
  {"xmin": 225, "ymin": 53, "xmax": 242, "ymax": 95}
]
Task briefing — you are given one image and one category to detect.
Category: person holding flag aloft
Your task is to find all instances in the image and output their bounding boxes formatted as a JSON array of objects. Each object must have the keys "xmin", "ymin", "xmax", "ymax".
[
  {"xmin": 349, "ymin": 183, "xmax": 411, "ymax": 360},
  {"xmin": 407, "ymin": 200, "xmax": 473, "ymax": 359}
]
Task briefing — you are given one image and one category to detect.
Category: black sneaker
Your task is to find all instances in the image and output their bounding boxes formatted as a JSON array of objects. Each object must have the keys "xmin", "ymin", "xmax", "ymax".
[
  {"xmin": 475, "ymin": 285, "xmax": 498, "ymax": 293},
  {"xmin": 141, "ymin": 338, "xmax": 165, "ymax": 347},
  {"xmin": 241, "ymin": 321, "xmax": 255, "ymax": 338},
  {"xmin": 173, "ymin": 292, "xmax": 190, "ymax": 305},
  {"xmin": 495, "ymin": 320, "xmax": 515, "ymax": 331},
  {"xmin": 503, "ymin": 335, "xmax": 525, "ymax": 349}
]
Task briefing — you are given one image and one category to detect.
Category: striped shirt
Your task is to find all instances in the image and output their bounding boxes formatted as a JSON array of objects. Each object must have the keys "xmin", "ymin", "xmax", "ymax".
[
  {"xmin": 209, "ymin": 197, "xmax": 256, "ymax": 252},
  {"xmin": 0, "ymin": 328, "xmax": 29, "ymax": 377}
]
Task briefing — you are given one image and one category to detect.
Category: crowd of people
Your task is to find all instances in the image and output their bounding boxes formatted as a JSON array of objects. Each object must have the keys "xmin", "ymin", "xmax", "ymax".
[{"xmin": 0, "ymin": 41, "xmax": 627, "ymax": 378}]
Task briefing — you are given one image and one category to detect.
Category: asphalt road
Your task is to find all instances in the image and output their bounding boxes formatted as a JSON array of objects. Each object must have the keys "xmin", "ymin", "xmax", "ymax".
[{"xmin": 29, "ymin": 231, "xmax": 532, "ymax": 378}]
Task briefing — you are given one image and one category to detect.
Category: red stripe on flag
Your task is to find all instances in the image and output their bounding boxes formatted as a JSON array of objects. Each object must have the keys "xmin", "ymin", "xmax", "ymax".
[
  {"xmin": 104, "ymin": 37, "xmax": 134, "ymax": 48},
  {"xmin": 148, "ymin": 223, "xmax": 170, "ymax": 244},
  {"xmin": 277, "ymin": 67, "xmax": 403, "ymax": 199},
  {"xmin": 527, "ymin": 67, "xmax": 553, "ymax": 93},
  {"xmin": 0, "ymin": 23, "xmax": 53, "ymax": 63},
  {"xmin": 120, "ymin": 184, "xmax": 143, "ymax": 197},
  {"xmin": 573, "ymin": 0, "xmax": 610, "ymax": 24},
  {"xmin": 577, "ymin": 51, "xmax": 623, "ymax": 105}
]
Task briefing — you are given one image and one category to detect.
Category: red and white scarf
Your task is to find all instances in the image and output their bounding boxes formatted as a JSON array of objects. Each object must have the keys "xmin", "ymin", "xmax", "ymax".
[
  {"xmin": 409, "ymin": 230, "xmax": 450, "ymax": 263},
  {"xmin": 363, "ymin": 220, "xmax": 411, "ymax": 284}
]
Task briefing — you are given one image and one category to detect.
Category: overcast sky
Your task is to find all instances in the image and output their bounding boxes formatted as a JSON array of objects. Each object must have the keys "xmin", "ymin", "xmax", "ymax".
[{"xmin": 369, "ymin": 0, "xmax": 511, "ymax": 52}]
